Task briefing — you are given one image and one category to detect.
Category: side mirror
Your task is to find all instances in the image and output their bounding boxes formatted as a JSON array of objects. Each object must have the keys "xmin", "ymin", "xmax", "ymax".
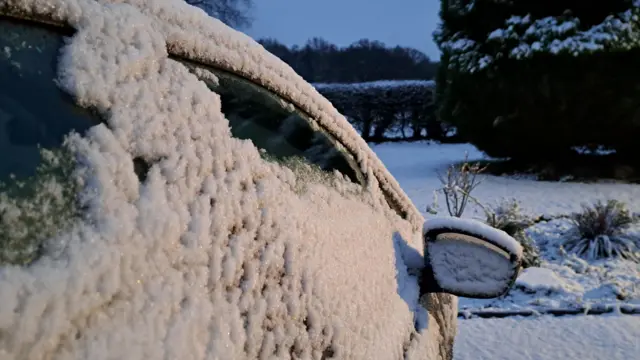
[{"xmin": 420, "ymin": 217, "xmax": 523, "ymax": 299}]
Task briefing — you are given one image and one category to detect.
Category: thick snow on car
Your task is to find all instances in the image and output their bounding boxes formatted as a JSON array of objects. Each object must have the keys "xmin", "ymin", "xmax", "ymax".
[{"xmin": 0, "ymin": 1, "xmax": 522, "ymax": 359}]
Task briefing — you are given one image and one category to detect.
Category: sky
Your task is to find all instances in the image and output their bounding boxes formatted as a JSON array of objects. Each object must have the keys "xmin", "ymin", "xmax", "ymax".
[{"xmin": 245, "ymin": 0, "xmax": 442, "ymax": 60}]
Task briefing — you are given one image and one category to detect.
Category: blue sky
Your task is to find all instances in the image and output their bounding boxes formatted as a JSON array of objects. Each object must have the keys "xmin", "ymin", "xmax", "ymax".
[{"xmin": 245, "ymin": 0, "xmax": 442, "ymax": 60}]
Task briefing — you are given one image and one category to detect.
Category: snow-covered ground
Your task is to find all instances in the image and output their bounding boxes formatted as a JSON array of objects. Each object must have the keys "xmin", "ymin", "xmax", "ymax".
[
  {"xmin": 372, "ymin": 140, "xmax": 640, "ymax": 313},
  {"xmin": 372, "ymin": 141, "xmax": 640, "ymax": 218},
  {"xmin": 454, "ymin": 314, "xmax": 640, "ymax": 360},
  {"xmin": 458, "ymin": 219, "xmax": 640, "ymax": 314},
  {"xmin": 371, "ymin": 140, "xmax": 640, "ymax": 359}
]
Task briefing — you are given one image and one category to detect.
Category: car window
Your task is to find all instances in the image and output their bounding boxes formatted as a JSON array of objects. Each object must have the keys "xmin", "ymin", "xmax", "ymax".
[
  {"xmin": 0, "ymin": 17, "xmax": 101, "ymax": 265},
  {"xmin": 182, "ymin": 62, "xmax": 365, "ymax": 186}
]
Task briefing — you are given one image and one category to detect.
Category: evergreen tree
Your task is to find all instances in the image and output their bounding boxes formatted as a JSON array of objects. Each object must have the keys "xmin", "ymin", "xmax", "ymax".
[{"xmin": 435, "ymin": 0, "xmax": 640, "ymax": 160}]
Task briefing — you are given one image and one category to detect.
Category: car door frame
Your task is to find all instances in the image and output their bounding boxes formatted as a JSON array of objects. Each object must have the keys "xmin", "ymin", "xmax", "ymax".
[
  {"xmin": 0, "ymin": 6, "xmax": 424, "ymax": 230},
  {"xmin": 167, "ymin": 55, "xmax": 424, "ymax": 228}
]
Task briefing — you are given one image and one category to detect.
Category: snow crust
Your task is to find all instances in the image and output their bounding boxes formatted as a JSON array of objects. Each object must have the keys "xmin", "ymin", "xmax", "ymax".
[
  {"xmin": 424, "ymin": 217, "xmax": 523, "ymax": 259},
  {"xmin": 0, "ymin": 0, "xmax": 453, "ymax": 359}
]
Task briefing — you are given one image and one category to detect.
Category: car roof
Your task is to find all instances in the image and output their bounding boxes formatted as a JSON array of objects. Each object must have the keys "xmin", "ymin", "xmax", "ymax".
[{"xmin": 0, "ymin": 0, "xmax": 423, "ymax": 229}]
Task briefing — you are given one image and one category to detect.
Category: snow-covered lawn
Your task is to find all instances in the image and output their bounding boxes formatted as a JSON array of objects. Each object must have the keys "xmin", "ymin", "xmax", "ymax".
[
  {"xmin": 454, "ymin": 314, "xmax": 640, "ymax": 360},
  {"xmin": 372, "ymin": 141, "xmax": 640, "ymax": 218},
  {"xmin": 371, "ymin": 141, "xmax": 640, "ymax": 313},
  {"xmin": 372, "ymin": 140, "xmax": 640, "ymax": 358}
]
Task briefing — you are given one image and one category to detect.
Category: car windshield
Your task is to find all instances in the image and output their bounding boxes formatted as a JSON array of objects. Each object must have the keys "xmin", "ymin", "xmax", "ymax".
[{"xmin": 0, "ymin": 16, "xmax": 100, "ymax": 181}]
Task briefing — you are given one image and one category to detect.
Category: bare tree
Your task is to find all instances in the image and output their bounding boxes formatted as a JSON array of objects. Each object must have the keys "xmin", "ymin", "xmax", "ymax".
[{"xmin": 185, "ymin": 0, "xmax": 253, "ymax": 29}]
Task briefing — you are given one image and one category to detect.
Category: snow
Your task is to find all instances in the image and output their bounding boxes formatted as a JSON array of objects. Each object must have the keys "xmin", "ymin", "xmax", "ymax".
[
  {"xmin": 515, "ymin": 267, "xmax": 582, "ymax": 295},
  {"xmin": 490, "ymin": 12, "xmax": 640, "ymax": 59},
  {"xmin": 372, "ymin": 141, "xmax": 640, "ymax": 315},
  {"xmin": 313, "ymin": 80, "xmax": 435, "ymax": 91},
  {"xmin": 372, "ymin": 141, "xmax": 640, "ymax": 218},
  {"xmin": 3, "ymin": 0, "xmax": 639, "ymax": 357},
  {"xmin": 440, "ymin": 5, "xmax": 640, "ymax": 72},
  {"xmin": 128, "ymin": 0, "xmax": 423, "ymax": 228},
  {"xmin": 457, "ymin": 218, "xmax": 640, "ymax": 313},
  {"xmin": 424, "ymin": 217, "xmax": 523, "ymax": 258},
  {"xmin": 454, "ymin": 314, "xmax": 640, "ymax": 360},
  {"xmin": 370, "ymin": 140, "xmax": 640, "ymax": 358},
  {"xmin": 0, "ymin": 1, "xmax": 451, "ymax": 359},
  {"xmin": 428, "ymin": 232, "xmax": 516, "ymax": 297}
]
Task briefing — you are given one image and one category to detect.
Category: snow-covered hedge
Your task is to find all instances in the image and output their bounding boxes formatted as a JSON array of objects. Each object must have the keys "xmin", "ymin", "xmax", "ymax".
[
  {"xmin": 437, "ymin": 1, "xmax": 640, "ymax": 73},
  {"xmin": 314, "ymin": 80, "xmax": 438, "ymax": 141}
]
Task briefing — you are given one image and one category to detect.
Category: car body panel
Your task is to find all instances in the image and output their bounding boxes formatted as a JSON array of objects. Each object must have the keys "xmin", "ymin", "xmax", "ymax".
[{"xmin": 0, "ymin": 1, "xmax": 457, "ymax": 359}]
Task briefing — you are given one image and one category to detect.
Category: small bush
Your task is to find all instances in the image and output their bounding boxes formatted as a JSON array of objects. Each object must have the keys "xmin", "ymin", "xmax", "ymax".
[
  {"xmin": 484, "ymin": 198, "xmax": 530, "ymax": 234},
  {"xmin": 484, "ymin": 198, "xmax": 541, "ymax": 268},
  {"xmin": 428, "ymin": 153, "xmax": 486, "ymax": 217},
  {"xmin": 565, "ymin": 199, "xmax": 639, "ymax": 261}
]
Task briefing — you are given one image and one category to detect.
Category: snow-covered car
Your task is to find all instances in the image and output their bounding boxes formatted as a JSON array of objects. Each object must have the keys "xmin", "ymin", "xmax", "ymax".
[{"xmin": 0, "ymin": 1, "xmax": 522, "ymax": 359}]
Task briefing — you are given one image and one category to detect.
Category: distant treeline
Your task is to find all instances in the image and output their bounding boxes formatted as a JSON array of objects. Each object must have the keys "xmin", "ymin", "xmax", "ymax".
[{"xmin": 258, "ymin": 37, "xmax": 439, "ymax": 83}]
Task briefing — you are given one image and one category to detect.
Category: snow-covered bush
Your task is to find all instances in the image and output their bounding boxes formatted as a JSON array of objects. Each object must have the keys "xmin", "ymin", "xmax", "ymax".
[
  {"xmin": 434, "ymin": 0, "xmax": 640, "ymax": 160},
  {"xmin": 564, "ymin": 199, "xmax": 639, "ymax": 261},
  {"xmin": 435, "ymin": 1, "xmax": 640, "ymax": 74},
  {"xmin": 484, "ymin": 198, "xmax": 541, "ymax": 268},
  {"xmin": 0, "ymin": 145, "xmax": 80, "ymax": 265}
]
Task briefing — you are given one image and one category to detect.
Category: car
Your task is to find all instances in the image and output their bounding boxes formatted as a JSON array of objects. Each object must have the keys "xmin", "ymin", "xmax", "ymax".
[{"xmin": 0, "ymin": 0, "xmax": 522, "ymax": 359}]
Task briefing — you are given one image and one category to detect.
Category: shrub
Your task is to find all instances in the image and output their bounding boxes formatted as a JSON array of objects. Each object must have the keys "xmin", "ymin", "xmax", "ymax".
[
  {"xmin": 428, "ymin": 153, "xmax": 486, "ymax": 217},
  {"xmin": 484, "ymin": 198, "xmax": 541, "ymax": 268},
  {"xmin": 434, "ymin": 0, "xmax": 640, "ymax": 161},
  {"xmin": 564, "ymin": 199, "xmax": 639, "ymax": 261}
]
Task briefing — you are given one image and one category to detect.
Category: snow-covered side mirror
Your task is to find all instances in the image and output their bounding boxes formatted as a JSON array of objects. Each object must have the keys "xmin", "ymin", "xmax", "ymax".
[{"xmin": 421, "ymin": 217, "xmax": 523, "ymax": 299}]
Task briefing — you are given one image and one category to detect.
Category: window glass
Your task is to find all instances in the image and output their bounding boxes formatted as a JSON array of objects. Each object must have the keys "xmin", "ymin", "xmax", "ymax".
[
  {"xmin": 0, "ymin": 17, "xmax": 101, "ymax": 265},
  {"xmin": 185, "ymin": 63, "xmax": 364, "ymax": 186}
]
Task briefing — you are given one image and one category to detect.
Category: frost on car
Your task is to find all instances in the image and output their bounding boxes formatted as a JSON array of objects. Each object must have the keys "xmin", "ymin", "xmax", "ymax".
[
  {"xmin": 0, "ymin": 1, "xmax": 520, "ymax": 359},
  {"xmin": 0, "ymin": 18, "xmax": 99, "ymax": 265}
]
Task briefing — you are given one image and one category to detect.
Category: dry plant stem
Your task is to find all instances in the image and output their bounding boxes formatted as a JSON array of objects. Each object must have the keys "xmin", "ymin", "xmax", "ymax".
[{"xmin": 437, "ymin": 154, "xmax": 487, "ymax": 217}]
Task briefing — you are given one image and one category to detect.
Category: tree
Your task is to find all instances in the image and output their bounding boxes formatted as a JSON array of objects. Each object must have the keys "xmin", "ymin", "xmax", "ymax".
[
  {"xmin": 259, "ymin": 38, "xmax": 293, "ymax": 63},
  {"xmin": 259, "ymin": 38, "xmax": 439, "ymax": 83},
  {"xmin": 185, "ymin": 0, "xmax": 252, "ymax": 29},
  {"xmin": 434, "ymin": 0, "xmax": 640, "ymax": 161}
]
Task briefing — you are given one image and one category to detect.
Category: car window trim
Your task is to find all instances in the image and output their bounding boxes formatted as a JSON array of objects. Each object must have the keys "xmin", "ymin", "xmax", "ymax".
[
  {"xmin": 168, "ymin": 57, "xmax": 419, "ymax": 221},
  {"xmin": 0, "ymin": 12, "xmax": 74, "ymax": 37},
  {"xmin": 174, "ymin": 56, "xmax": 368, "ymax": 187}
]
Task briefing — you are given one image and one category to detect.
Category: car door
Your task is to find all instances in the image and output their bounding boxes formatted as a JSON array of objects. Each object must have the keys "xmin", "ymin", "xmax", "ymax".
[{"xmin": 179, "ymin": 60, "xmax": 454, "ymax": 360}]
